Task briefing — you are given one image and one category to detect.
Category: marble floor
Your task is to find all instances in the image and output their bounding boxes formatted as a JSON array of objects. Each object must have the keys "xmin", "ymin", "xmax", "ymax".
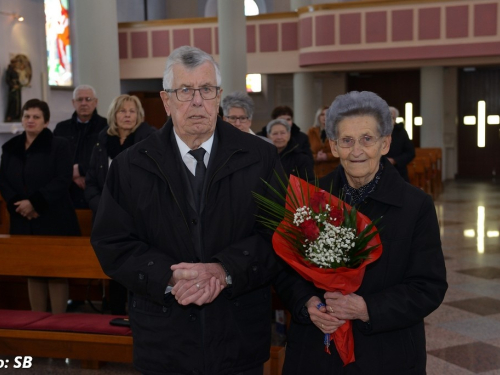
[{"xmin": 2, "ymin": 179, "xmax": 500, "ymax": 374}]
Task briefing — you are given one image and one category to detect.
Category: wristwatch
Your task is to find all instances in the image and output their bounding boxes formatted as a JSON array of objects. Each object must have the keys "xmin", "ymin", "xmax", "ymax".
[{"xmin": 220, "ymin": 262, "xmax": 232, "ymax": 285}]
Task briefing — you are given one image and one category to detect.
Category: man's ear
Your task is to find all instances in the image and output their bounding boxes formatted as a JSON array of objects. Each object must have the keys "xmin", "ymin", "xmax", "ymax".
[
  {"xmin": 160, "ymin": 91, "xmax": 171, "ymax": 116},
  {"xmin": 329, "ymin": 139, "xmax": 340, "ymax": 158}
]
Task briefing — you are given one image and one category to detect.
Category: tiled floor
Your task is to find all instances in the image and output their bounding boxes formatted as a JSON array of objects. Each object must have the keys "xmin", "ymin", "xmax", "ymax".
[{"xmin": 2, "ymin": 179, "xmax": 500, "ymax": 374}]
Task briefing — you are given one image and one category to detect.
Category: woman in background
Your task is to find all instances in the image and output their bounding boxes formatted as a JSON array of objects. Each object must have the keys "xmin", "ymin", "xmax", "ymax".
[
  {"xmin": 0, "ymin": 99, "xmax": 80, "ymax": 313},
  {"xmin": 308, "ymin": 106, "xmax": 339, "ymax": 178},
  {"xmin": 85, "ymin": 94, "xmax": 155, "ymax": 315},
  {"xmin": 267, "ymin": 118, "xmax": 314, "ymax": 181}
]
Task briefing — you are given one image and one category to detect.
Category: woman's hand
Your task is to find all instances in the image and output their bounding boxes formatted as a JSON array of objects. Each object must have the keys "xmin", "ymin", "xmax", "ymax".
[
  {"xmin": 316, "ymin": 150, "xmax": 328, "ymax": 161},
  {"xmin": 14, "ymin": 200, "xmax": 38, "ymax": 220},
  {"xmin": 324, "ymin": 291, "xmax": 370, "ymax": 322},
  {"xmin": 306, "ymin": 296, "xmax": 346, "ymax": 334}
]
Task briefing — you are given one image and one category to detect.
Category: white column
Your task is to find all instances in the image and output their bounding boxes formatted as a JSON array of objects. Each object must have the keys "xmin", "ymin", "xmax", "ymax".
[
  {"xmin": 293, "ymin": 72, "xmax": 316, "ymax": 130},
  {"xmin": 443, "ymin": 67, "xmax": 458, "ymax": 180},
  {"xmin": 217, "ymin": 0, "xmax": 247, "ymax": 97},
  {"xmin": 291, "ymin": 0, "xmax": 313, "ymax": 131},
  {"xmin": 72, "ymin": 0, "xmax": 120, "ymax": 114},
  {"xmin": 421, "ymin": 66, "xmax": 446, "ymax": 178}
]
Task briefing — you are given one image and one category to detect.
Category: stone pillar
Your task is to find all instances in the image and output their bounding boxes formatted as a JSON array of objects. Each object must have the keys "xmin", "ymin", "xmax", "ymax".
[
  {"xmin": 217, "ymin": 0, "xmax": 247, "ymax": 98},
  {"xmin": 421, "ymin": 66, "xmax": 446, "ymax": 178},
  {"xmin": 293, "ymin": 72, "xmax": 316, "ymax": 130},
  {"xmin": 291, "ymin": 0, "xmax": 313, "ymax": 131},
  {"xmin": 72, "ymin": 0, "xmax": 120, "ymax": 114}
]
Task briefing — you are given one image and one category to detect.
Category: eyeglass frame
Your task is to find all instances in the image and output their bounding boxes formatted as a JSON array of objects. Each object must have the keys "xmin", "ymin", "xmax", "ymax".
[
  {"xmin": 164, "ymin": 86, "xmax": 220, "ymax": 102},
  {"xmin": 74, "ymin": 97, "xmax": 96, "ymax": 103},
  {"xmin": 334, "ymin": 135, "xmax": 383, "ymax": 148},
  {"xmin": 225, "ymin": 115, "xmax": 250, "ymax": 123}
]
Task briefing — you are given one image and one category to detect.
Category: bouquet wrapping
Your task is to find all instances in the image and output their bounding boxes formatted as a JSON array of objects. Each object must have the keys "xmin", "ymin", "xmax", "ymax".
[{"xmin": 257, "ymin": 175, "xmax": 382, "ymax": 366}]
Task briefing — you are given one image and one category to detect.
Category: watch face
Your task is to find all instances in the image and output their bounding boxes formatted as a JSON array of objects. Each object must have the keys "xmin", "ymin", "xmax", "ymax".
[{"xmin": 226, "ymin": 275, "xmax": 233, "ymax": 285}]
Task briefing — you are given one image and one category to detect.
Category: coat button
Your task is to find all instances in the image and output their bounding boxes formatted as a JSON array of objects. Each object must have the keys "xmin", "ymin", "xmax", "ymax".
[
  {"xmin": 162, "ymin": 306, "xmax": 168, "ymax": 313},
  {"xmin": 191, "ymin": 219, "xmax": 197, "ymax": 225},
  {"xmin": 147, "ymin": 261, "xmax": 154, "ymax": 266},
  {"xmin": 133, "ymin": 301, "xmax": 137, "ymax": 308},
  {"xmin": 252, "ymin": 266, "xmax": 258, "ymax": 272},
  {"xmin": 243, "ymin": 250, "xmax": 249, "ymax": 256},
  {"xmin": 189, "ymin": 314, "xmax": 197, "ymax": 322},
  {"xmin": 234, "ymin": 301, "xmax": 239, "ymax": 307},
  {"xmin": 138, "ymin": 273, "xmax": 145, "ymax": 280}
]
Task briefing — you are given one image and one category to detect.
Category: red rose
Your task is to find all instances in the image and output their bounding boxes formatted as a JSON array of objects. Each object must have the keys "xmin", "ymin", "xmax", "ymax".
[
  {"xmin": 310, "ymin": 192, "xmax": 328, "ymax": 213},
  {"xmin": 300, "ymin": 219, "xmax": 320, "ymax": 241},
  {"xmin": 329, "ymin": 207, "xmax": 344, "ymax": 227}
]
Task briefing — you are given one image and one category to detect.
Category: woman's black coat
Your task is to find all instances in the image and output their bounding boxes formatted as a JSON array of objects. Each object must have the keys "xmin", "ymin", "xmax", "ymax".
[
  {"xmin": 274, "ymin": 158, "xmax": 447, "ymax": 375},
  {"xmin": 279, "ymin": 140, "xmax": 315, "ymax": 181},
  {"xmin": 85, "ymin": 123, "xmax": 156, "ymax": 215},
  {"xmin": 0, "ymin": 128, "xmax": 80, "ymax": 236}
]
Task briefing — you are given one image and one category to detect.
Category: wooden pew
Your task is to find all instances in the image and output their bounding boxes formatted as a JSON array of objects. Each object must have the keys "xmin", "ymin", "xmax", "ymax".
[{"xmin": 0, "ymin": 235, "xmax": 284, "ymax": 374}]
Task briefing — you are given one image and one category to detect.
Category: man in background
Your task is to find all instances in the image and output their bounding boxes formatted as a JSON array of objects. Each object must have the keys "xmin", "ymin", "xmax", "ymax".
[
  {"xmin": 54, "ymin": 85, "xmax": 107, "ymax": 208},
  {"xmin": 386, "ymin": 106, "xmax": 415, "ymax": 182}
]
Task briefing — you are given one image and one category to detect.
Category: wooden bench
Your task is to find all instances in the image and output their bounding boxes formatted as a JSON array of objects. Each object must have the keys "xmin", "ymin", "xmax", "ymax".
[{"xmin": 0, "ymin": 235, "xmax": 285, "ymax": 373}]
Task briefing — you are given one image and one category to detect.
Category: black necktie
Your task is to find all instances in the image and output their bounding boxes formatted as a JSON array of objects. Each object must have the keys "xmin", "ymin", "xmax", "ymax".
[{"xmin": 188, "ymin": 148, "xmax": 207, "ymax": 207}]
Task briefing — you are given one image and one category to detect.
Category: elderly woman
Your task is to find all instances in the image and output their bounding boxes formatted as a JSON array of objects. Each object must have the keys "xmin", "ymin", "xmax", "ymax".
[
  {"xmin": 267, "ymin": 118, "xmax": 314, "ymax": 181},
  {"xmin": 0, "ymin": 99, "xmax": 80, "ymax": 313},
  {"xmin": 222, "ymin": 91, "xmax": 272, "ymax": 143},
  {"xmin": 308, "ymin": 106, "xmax": 340, "ymax": 178},
  {"xmin": 85, "ymin": 94, "xmax": 155, "ymax": 315},
  {"xmin": 274, "ymin": 91, "xmax": 447, "ymax": 374}
]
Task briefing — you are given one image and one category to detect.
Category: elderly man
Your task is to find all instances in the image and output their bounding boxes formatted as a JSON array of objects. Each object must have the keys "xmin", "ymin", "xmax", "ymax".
[
  {"xmin": 54, "ymin": 85, "xmax": 107, "ymax": 208},
  {"xmin": 91, "ymin": 46, "xmax": 282, "ymax": 375}
]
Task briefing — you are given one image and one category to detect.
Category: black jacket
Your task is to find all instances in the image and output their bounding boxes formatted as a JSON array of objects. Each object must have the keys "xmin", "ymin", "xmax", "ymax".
[
  {"xmin": 274, "ymin": 158, "xmax": 447, "ymax": 375},
  {"xmin": 91, "ymin": 119, "xmax": 282, "ymax": 375},
  {"xmin": 279, "ymin": 140, "xmax": 315, "ymax": 181},
  {"xmin": 0, "ymin": 129, "xmax": 80, "ymax": 236},
  {"xmin": 54, "ymin": 110, "xmax": 107, "ymax": 208},
  {"xmin": 385, "ymin": 122, "xmax": 415, "ymax": 182},
  {"xmin": 85, "ymin": 123, "xmax": 156, "ymax": 215}
]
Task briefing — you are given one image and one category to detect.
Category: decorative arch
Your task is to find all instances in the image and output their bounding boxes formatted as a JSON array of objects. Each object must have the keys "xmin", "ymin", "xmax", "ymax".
[{"xmin": 204, "ymin": 0, "xmax": 267, "ymax": 17}]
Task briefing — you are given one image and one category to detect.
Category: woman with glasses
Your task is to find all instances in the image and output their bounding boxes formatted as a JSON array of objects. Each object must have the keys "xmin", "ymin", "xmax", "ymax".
[
  {"xmin": 308, "ymin": 106, "xmax": 340, "ymax": 178},
  {"xmin": 266, "ymin": 118, "xmax": 314, "ymax": 181},
  {"xmin": 85, "ymin": 94, "xmax": 155, "ymax": 315},
  {"xmin": 0, "ymin": 99, "xmax": 80, "ymax": 313},
  {"xmin": 274, "ymin": 91, "xmax": 447, "ymax": 374}
]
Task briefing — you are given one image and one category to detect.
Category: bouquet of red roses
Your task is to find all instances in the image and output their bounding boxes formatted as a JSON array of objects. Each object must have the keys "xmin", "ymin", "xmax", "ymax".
[{"xmin": 254, "ymin": 175, "xmax": 383, "ymax": 366}]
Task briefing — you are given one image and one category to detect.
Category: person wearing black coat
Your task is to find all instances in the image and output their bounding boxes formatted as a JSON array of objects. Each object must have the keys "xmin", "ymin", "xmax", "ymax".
[
  {"xmin": 385, "ymin": 106, "xmax": 415, "ymax": 182},
  {"xmin": 54, "ymin": 85, "xmax": 107, "ymax": 208},
  {"xmin": 91, "ymin": 46, "xmax": 282, "ymax": 375},
  {"xmin": 273, "ymin": 92, "xmax": 447, "ymax": 375},
  {"xmin": 267, "ymin": 119, "xmax": 315, "ymax": 181},
  {"xmin": 85, "ymin": 94, "xmax": 155, "ymax": 315},
  {"xmin": 0, "ymin": 99, "xmax": 80, "ymax": 314},
  {"xmin": 258, "ymin": 105, "xmax": 313, "ymax": 161}
]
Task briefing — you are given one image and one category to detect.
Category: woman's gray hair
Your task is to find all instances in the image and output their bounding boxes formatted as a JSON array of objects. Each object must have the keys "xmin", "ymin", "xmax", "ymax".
[
  {"xmin": 73, "ymin": 84, "xmax": 96, "ymax": 99},
  {"xmin": 266, "ymin": 119, "xmax": 291, "ymax": 134},
  {"xmin": 325, "ymin": 91, "xmax": 392, "ymax": 140},
  {"xmin": 162, "ymin": 46, "xmax": 221, "ymax": 90},
  {"xmin": 222, "ymin": 91, "xmax": 254, "ymax": 119}
]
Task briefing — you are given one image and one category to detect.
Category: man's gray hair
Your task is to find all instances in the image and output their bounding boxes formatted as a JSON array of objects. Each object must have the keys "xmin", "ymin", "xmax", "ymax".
[
  {"xmin": 266, "ymin": 118, "xmax": 291, "ymax": 134},
  {"xmin": 222, "ymin": 91, "xmax": 254, "ymax": 119},
  {"xmin": 163, "ymin": 46, "xmax": 221, "ymax": 90},
  {"xmin": 325, "ymin": 91, "xmax": 392, "ymax": 140},
  {"xmin": 73, "ymin": 84, "xmax": 97, "ymax": 99}
]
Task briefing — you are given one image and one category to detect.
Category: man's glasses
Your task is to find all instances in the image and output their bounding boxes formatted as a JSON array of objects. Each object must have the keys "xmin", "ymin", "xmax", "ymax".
[
  {"xmin": 75, "ymin": 97, "xmax": 95, "ymax": 103},
  {"xmin": 226, "ymin": 116, "xmax": 249, "ymax": 123},
  {"xmin": 336, "ymin": 135, "xmax": 381, "ymax": 148},
  {"xmin": 165, "ymin": 86, "xmax": 220, "ymax": 102}
]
